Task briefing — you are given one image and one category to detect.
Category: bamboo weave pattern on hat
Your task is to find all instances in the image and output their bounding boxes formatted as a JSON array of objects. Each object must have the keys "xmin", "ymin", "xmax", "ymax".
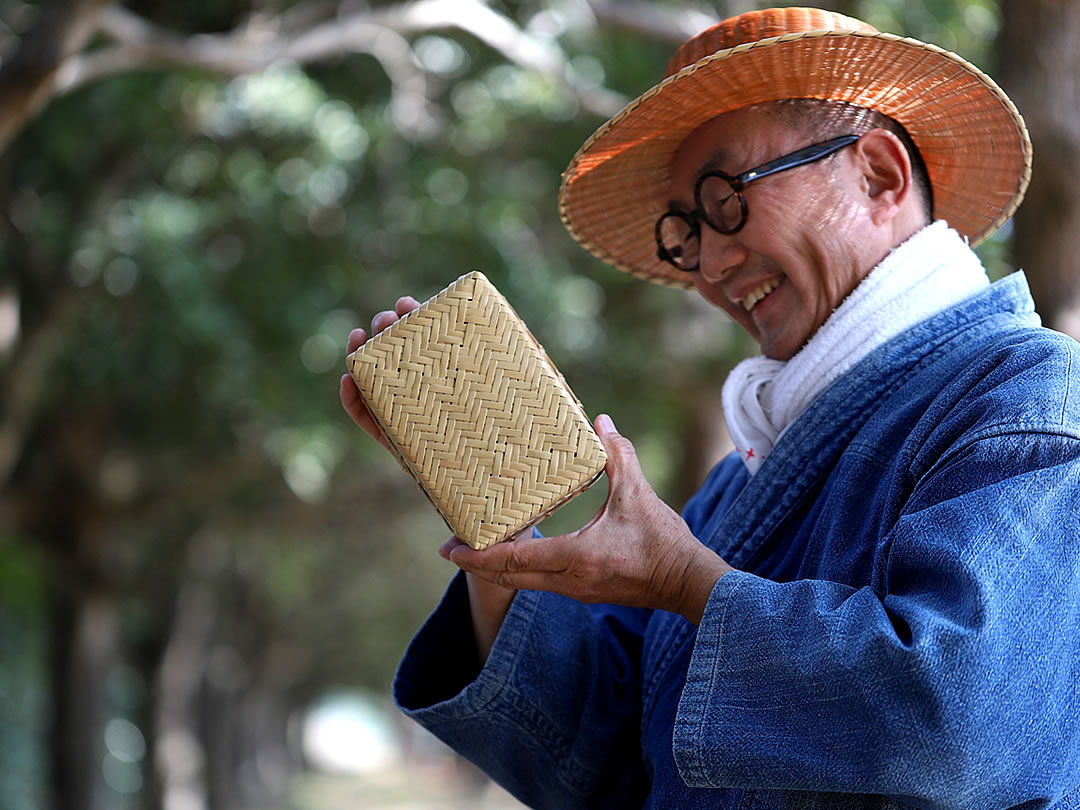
[{"xmin": 348, "ymin": 271, "xmax": 606, "ymax": 550}]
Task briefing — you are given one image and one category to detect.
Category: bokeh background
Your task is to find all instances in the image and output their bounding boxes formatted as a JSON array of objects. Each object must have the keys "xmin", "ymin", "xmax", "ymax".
[{"xmin": 1, "ymin": 0, "xmax": 1077, "ymax": 808}]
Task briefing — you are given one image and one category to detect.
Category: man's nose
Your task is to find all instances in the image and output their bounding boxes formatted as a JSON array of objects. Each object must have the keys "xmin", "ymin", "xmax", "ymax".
[{"xmin": 697, "ymin": 230, "xmax": 747, "ymax": 283}]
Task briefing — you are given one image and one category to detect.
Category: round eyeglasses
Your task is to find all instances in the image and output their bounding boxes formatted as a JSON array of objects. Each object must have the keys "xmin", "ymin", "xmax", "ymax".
[{"xmin": 655, "ymin": 134, "xmax": 860, "ymax": 272}]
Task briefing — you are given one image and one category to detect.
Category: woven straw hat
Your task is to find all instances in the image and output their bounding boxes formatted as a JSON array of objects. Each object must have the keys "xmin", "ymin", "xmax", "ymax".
[{"xmin": 559, "ymin": 7, "xmax": 1032, "ymax": 290}]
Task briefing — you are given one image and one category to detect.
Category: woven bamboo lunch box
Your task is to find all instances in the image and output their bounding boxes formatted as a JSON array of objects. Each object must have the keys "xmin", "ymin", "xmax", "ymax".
[{"xmin": 347, "ymin": 271, "xmax": 607, "ymax": 550}]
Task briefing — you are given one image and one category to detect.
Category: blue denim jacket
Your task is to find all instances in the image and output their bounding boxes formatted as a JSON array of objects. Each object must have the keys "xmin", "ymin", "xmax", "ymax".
[{"xmin": 394, "ymin": 273, "xmax": 1080, "ymax": 810}]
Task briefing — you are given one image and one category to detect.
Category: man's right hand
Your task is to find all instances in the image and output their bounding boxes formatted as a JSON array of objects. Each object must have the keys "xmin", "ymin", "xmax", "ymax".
[{"xmin": 339, "ymin": 295, "xmax": 421, "ymax": 452}]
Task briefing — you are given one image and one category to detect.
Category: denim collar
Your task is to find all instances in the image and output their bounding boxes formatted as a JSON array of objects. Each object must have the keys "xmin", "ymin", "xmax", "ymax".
[{"xmin": 701, "ymin": 271, "xmax": 1039, "ymax": 569}]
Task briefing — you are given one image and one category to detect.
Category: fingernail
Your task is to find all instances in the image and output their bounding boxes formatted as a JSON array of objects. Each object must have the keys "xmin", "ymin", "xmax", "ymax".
[{"xmin": 597, "ymin": 414, "xmax": 615, "ymax": 434}]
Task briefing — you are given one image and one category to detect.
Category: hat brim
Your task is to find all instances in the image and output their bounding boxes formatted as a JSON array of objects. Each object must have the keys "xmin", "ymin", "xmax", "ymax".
[{"xmin": 559, "ymin": 30, "xmax": 1032, "ymax": 290}]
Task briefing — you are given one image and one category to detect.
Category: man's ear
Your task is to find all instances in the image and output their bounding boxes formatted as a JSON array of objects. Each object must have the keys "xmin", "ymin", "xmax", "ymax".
[{"xmin": 853, "ymin": 128, "xmax": 914, "ymax": 226}]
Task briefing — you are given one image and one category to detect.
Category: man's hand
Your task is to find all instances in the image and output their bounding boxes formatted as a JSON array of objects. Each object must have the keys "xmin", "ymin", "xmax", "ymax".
[
  {"xmin": 439, "ymin": 414, "xmax": 734, "ymax": 625},
  {"xmin": 339, "ymin": 296, "xmax": 421, "ymax": 452}
]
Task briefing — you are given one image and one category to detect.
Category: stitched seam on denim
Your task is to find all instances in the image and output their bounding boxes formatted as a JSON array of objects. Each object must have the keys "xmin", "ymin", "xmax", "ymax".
[
  {"xmin": 453, "ymin": 588, "xmax": 542, "ymax": 719},
  {"xmin": 496, "ymin": 593, "xmax": 607, "ymax": 795},
  {"xmin": 501, "ymin": 696, "xmax": 595, "ymax": 796},
  {"xmin": 422, "ymin": 691, "xmax": 592, "ymax": 797},
  {"xmin": 493, "ymin": 589, "xmax": 540, "ymax": 695},
  {"xmin": 948, "ymin": 421, "xmax": 1080, "ymax": 444},
  {"xmin": 903, "ymin": 429, "xmax": 1080, "ymax": 528},
  {"xmin": 672, "ymin": 574, "xmax": 744, "ymax": 786},
  {"xmin": 1062, "ymin": 351, "xmax": 1074, "ymax": 428}
]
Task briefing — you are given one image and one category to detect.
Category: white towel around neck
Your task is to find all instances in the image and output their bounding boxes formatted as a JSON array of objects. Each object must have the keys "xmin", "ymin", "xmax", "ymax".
[{"xmin": 722, "ymin": 220, "xmax": 990, "ymax": 474}]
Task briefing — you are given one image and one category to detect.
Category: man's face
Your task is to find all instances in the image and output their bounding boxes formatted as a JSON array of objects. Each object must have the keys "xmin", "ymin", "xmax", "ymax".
[{"xmin": 665, "ymin": 106, "xmax": 874, "ymax": 360}]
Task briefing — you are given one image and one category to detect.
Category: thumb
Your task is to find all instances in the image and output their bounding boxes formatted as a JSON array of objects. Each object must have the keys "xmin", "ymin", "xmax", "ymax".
[{"xmin": 595, "ymin": 413, "xmax": 645, "ymax": 490}]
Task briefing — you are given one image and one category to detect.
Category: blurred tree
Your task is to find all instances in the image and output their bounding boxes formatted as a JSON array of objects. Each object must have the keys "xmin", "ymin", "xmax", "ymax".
[{"xmin": 998, "ymin": 0, "xmax": 1080, "ymax": 339}]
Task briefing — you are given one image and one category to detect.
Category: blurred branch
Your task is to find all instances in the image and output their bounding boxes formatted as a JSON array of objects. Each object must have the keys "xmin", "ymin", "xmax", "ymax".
[
  {"xmin": 0, "ymin": 0, "xmax": 642, "ymax": 152},
  {"xmin": 0, "ymin": 0, "xmax": 729, "ymax": 158},
  {"xmin": 0, "ymin": 0, "xmax": 733, "ymax": 153},
  {"xmin": 584, "ymin": 0, "xmax": 718, "ymax": 46},
  {"xmin": 0, "ymin": 0, "xmax": 113, "ymax": 152},
  {"xmin": 366, "ymin": 0, "xmax": 627, "ymax": 118},
  {"xmin": 67, "ymin": 3, "xmax": 443, "ymax": 140}
]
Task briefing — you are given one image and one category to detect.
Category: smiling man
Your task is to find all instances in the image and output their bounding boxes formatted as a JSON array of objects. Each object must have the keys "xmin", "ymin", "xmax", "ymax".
[{"xmin": 342, "ymin": 7, "xmax": 1080, "ymax": 808}]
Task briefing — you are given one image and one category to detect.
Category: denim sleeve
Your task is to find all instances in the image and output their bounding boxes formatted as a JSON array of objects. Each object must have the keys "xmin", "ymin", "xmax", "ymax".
[
  {"xmin": 674, "ymin": 431, "xmax": 1080, "ymax": 809},
  {"xmin": 394, "ymin": 571, "xmax": 652, "ymax": 809}
]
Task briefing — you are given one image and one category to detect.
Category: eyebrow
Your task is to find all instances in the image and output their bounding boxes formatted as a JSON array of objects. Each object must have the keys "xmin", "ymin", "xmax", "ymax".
[
  {"xmin": 665, "ymin": 148, "xmax": 733, "ymax": 211},
  {"xmin": 698, "ymin": 148, "xmax": 734, "ymax": 176}
]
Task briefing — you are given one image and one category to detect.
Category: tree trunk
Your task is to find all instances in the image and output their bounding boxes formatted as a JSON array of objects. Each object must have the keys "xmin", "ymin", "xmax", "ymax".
[
  {"xmin": 998, "ymin": 0, "xmax": 1080, "ymax": 339},
  {"xmin": 51, "ymin": 581, "xmax": 119, "ymax": 810},
  {"xmin": 151, "ymin": 547, "xmax": 217, "ymax": 810}
]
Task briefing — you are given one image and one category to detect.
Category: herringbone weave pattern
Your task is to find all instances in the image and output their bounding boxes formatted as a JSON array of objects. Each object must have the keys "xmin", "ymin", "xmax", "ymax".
[{"xmin": 348, "ymin": 271, "xmax": 607, "ymax": 550}]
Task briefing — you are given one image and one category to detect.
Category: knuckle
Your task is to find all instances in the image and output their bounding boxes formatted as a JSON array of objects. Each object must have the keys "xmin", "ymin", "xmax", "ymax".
[
  {"xmin": 492, "ymin": 571, "xmax": 518, "ymax": 589},
  {"xmin": 502, "ymin": 545, "xmax": 529, "ymax": 575}
]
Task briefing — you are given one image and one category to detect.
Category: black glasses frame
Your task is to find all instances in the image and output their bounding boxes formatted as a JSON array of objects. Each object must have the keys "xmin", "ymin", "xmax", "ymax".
[{"xmin": 655, "ymin": 134, "xmax": 861, "ymax": 272}]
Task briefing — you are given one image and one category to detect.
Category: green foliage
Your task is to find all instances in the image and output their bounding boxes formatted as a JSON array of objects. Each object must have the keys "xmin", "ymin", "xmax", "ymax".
[
  {"xmin": 858, "ymin": 0, "xmax": 1001, "ymax": 68},
  {"xmin": 7, "ymin": 1, "xmax": 710, "ymax": 715}
]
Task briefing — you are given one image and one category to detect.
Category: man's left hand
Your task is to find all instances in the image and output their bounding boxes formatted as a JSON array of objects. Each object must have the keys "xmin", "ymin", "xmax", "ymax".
[{"xmin": 439, "ymin": 414, "xmax": 734, "ymax": 625}]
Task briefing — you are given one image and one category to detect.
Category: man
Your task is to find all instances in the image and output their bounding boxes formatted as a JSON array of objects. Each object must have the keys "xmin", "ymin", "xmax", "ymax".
[{"xmin": 340, "ymin": 8, "xmax": 1080, "ymax": 808}]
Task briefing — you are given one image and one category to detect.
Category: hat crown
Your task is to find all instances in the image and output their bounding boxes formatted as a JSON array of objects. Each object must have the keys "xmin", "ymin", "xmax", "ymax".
[{"xmin": 664, "ymin": 7, "xmax": 879, "ymax": 77}]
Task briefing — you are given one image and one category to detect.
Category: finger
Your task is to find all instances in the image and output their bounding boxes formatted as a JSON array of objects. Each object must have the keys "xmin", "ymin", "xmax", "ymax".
[
  {"xmin": 371, "ymin": 309, "xmax": 399, "ymax": 335},
  {"xmin": 438, "ymin": 535, "xmax": 467, "ymax": 560},
  {"xmin": 448, "ymin": 533, "xmax": 569, "ymax": 577},
  {"xmin": 465, "ymin": 567, "xmax": 571, "ymax": 594},
  {"xmin": 339, "ymin": 374, "xmax": 373, "ymax": 427},
  {"xmin": 340, "ymin": 374, "xmax": 389, "ymax": 448},
  {"xmin": 595, "ymin": 414, "xmax": 646, "ymax": 491},
  {"xmin": 395, "ymin": 296, "xmax": 421, "ymax": 317},
  {"xmin": 346, "ymin": 327, "xmax": 367, "ymax": 355},
  {"xmin": 438, "ymin": 526, "xmax": 540, "ymax": 566}
]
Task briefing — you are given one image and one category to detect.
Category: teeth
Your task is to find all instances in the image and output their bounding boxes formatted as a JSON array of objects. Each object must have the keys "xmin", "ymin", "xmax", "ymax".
[{"xmin": 741, "ymin": 279, "xmax": 780, "ymax": 311}]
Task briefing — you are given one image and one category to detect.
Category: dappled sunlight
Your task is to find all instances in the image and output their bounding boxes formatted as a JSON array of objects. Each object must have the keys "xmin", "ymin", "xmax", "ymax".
[
  {"xmin": 293, "ymin": 692, "xmax": 525, "ymax": 809},
  {"xmin": 103, "ymin": 718, "xmax": 147, "ymax": 795},
  {"xmin": 302, "ymin": 693, "xmax": 398, "ymax": 775}
]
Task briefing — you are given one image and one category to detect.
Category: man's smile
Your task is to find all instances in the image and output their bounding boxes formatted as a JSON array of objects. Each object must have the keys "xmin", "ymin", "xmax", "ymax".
[{"xmin": 738, "ymin": 277, "xmax": 782, "ymax": 311}]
